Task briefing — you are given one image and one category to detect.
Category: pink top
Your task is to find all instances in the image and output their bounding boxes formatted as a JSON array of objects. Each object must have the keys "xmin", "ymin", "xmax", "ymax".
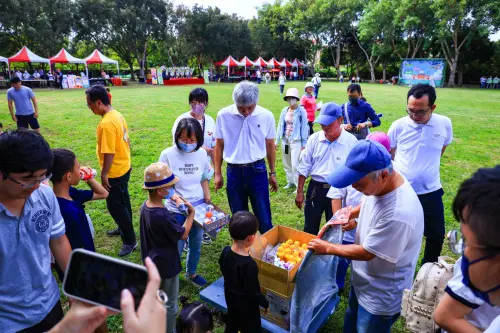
[
  {"xmin": 300, "ymin": 94, "xmax": 317, "ymax": 122},
  {"xmin": 285, "ymin": 109, "xmax": 294, "ymax": 139}
]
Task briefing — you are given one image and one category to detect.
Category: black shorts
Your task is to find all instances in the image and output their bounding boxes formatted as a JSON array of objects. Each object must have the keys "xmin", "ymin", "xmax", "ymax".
[
  {"xmin": 18, "ymin": 300, "xmax": 63, "ymax": 332},
  {"xmin": 16, "ymin": 114, "xmax": 40, "ymax": 130}
]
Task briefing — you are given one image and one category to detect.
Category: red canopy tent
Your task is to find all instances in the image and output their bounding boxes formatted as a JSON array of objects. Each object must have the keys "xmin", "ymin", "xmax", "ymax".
[
  {"xmin": 291, "ymin": 58, "xmax": 305, "ymax": 67},
  {"xmin": 267, "ymin": 58, "xmax": 281, "ymax": 68},
  {"xmin": 8, "ymin": 46, "xmax": 50, "ymax": 72},
  {"xmin": 253, "ymin": 57, "xmax": 268, "ymax": 68},
  {"xmin": 216, "ymin": 56, "xmax": 241, "ymax": 76},
  {"xmin": 239, "ymin": 56, "xmax": 254, "ymax": 77},
  {"xmin": 50, "ymin": 48, "xmax": 87, "ymax": 76},
  {"xmin": 83, "ymin": 49, "xmax": 119, "ymax": 75},
  {"xmin": 280, "ymin": 58, "xmax": 292, "ymax": 76}
]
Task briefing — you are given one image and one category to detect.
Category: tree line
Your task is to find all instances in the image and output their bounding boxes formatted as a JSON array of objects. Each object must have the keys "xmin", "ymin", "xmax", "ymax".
[{"xmin": 1, "ymin": 0, "xmax": 499, "ymax": 85}]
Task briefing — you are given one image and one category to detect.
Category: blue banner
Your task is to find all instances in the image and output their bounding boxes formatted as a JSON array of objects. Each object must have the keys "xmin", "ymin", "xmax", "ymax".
[{"xmin": 399, "ymin": 59, "xmax": 446, "ymax": 87}]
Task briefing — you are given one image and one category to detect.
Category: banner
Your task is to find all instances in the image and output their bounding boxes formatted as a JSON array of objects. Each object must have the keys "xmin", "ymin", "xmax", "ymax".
[
  {"xmin": 204, "ymin": 70, "xmax": 209, "ymax": 84},
  {"xmin": 67, "ymin": 75, "xmax": 76, "ymax": 89},
  {"xmin": 82, "ymin": 77, "xmax": 90, "ymax": 88},
  {"xmin": 151, "ymin": 68, "xmax": 158, "ymax": 85},
  {"xmin": 75, "ymin": 76, "xmax": 83, "ymax": 88},
  {"xmin": 62, "ymin": 75, "xmax": 68, "ymax": 89},
  {"xmin": 399, "ymin": 59, "xmax": 446, "ymax": 88},
  {"xmin": 157, "ymin": 68, "xmax": 164, "ymax": 85}
]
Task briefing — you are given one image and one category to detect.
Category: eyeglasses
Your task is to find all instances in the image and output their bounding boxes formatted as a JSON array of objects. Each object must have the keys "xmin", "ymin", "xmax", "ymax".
[
  {"xmin": 406, "ymin": 107, "xmax": 431, "ymax": 117},
  {"xmin": 448, "ymin": 229, "xmax": 500, "ymax": 255},
  {"xmin": 7, "ymin": 173, "xmax": 52, "ymax": 189}
]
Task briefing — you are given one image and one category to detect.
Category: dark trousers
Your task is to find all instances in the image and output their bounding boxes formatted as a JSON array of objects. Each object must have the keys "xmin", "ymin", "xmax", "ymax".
[
  {"xmin": 106, "ymin": 169, "xmax": 136, "ymax": 245},
  {"xmin": 314, "ymin": 85, "xmax": 319, "ymax": 98},
  {"xmin": 304, "ymin": 179, "xmax": 333, "ymax": 235},
  {"xmin": 419, "ymin": 188, "xmax": 445, "ymax": 264},
  {"xmin": 19, "ymin": 301, "xmax": 63, "ymax": 333},
  {"xmin": 226, "ymin": 160, "xmax": 273, "ymax": 233},
  {"xmin": 308, "ymin": 121, "xmax": 314, "ymax": 136}
]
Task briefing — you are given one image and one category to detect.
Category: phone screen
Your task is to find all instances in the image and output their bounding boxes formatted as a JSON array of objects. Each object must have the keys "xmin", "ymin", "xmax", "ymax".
[{"xmin": 63, "ymin": 249, "xmax": 148, "ymax": 311}]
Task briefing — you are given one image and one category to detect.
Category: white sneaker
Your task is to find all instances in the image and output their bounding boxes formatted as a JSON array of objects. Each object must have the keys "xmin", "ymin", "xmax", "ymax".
[{"xmin": 283, "ymin": 183, "xmax": 293, "ymax": 189}]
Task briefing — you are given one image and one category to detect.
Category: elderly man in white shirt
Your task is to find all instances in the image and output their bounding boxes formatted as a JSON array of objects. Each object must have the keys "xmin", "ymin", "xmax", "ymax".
[
  {"xmin": 309, "ymin": 140, "xmax": 424, "ymax": 333},
  {"xmin": 214, "ymin": 81, "xmax": 278, "ymax": 233},
  {"xmin": 295, "ymin": 102, "xmax": 357, "ymax": 235},
  {"xmin": 388, "ymin": 83, "xmax": 453, "ymax": 264}
]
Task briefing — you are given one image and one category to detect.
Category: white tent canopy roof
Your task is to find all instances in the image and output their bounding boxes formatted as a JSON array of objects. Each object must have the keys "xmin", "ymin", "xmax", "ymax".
[{"xmin": 0, "ymin": 56, "xmax": 7, "ymax": 64}]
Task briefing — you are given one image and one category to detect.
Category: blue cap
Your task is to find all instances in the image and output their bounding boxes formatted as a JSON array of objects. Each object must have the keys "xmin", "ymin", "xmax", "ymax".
[
  {"xmin": 326, "ymin": 140, "xmax": 392, "ymax": 188},
  {"xmin": 314, "ymin": 102, "xmax": 342, "ymax": 126}
]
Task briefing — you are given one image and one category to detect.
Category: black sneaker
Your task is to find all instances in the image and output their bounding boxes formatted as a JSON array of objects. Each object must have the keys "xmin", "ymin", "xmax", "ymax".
[
  {"xmin": 107, "ymin": 228, "xmax": 120, "ymax": 237},
  {"xmin": 202, "ymin": 233, "xmax": 212, "ymax": 245},
  {"xmin": 119, "ymin": 242, "xmax": 138, "ymax": 257}
]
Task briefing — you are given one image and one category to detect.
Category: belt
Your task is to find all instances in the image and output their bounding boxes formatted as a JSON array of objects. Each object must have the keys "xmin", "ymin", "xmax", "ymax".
[
  {"xmin": 227, "ymin": 159, "xmax": 264, "ymax": 168},
  {"xmin": 310, "ymin": 179, "xmax": 331, "ymax": 189}
]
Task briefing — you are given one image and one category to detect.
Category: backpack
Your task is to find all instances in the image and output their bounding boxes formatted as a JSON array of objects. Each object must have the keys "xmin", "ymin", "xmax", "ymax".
[{"xmin": 401, "ymin": 256, "xmax": 455, "ymax": 333}]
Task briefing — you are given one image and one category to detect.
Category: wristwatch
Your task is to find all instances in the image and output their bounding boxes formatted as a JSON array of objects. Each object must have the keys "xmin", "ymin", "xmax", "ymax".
[{"xmin": 269, "ymin": 172, "xmax": 277, "ymax": 176}]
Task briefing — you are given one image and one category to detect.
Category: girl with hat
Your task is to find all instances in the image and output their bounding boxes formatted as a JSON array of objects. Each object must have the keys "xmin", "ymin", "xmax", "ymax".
[
  {"xmin": 275, "ymin": 88, "xmax": 309, "ymax": 191},
  {"xmin": 140, "ymin": 162, "xmax": 195, "ymax": 333},
  {"xmin": 158, "ymin": 118, "xmax": 213, "ymax": 288},
  {"xmin": 300, "ymin": 82, "xmax": 319, "ymax": 135}
]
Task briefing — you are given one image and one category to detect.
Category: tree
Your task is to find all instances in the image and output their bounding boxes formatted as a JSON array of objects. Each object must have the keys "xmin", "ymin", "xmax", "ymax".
[
  {"xmin": 0, "ymin": 0, "xmax": 73, "ymax": 57},
  {"xmin": 355, "ymin": 0, "xmax": 394, "ymax": 82},
  {"xmin": 432, "ymin": 0, "xmax": 497, "ymax": 86}
]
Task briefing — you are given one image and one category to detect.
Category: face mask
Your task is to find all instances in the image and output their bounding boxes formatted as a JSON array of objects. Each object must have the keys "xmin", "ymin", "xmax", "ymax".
[
  {"xmin": 191, "ymin": 103, "xmax": 205, "ymax": 115},
  {"xmin": 179, "ymin": 141, "xmax": 197, "ymax": 153},
  {"xmin": 288, "ymin": 99, "xmax": 297, "ymax": 106},
  {"xmin": 162, "ymin": 187, "xmax": 175, "ymax": 200},
  {"xmin": 349, "ymin": 97, "xmax": 358, "ymax": 105},
  {"xmin": 461, "ymin": 253, "xmax": 500, "ymax": 305}
]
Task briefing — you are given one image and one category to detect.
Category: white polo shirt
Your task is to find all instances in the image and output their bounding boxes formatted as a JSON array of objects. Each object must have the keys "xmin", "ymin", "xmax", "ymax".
[
  {"xmin": 215, "ymin": 104, "xmax": 276, "ymax": 164},
  {"xmin": 297, "ymin": 129, "xmax": 357, "ymax": 183},
  {"xmin": 388, "ymin": 114, "xmax": 452, "ymax": 195},
  {"xmin": 327, "ymin": 185, "xmax": 364, "ymax": 243}
]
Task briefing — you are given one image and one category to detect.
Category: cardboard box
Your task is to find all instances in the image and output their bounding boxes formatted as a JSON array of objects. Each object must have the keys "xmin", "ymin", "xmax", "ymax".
[
  {"xmin": 193, "ymin": 201, "xmax": 230, "ymax": 233},
  {"xmin": 260, "ymin": 287, "xmax": 292, "ymax": 330},
  {"xmin": 251, "ymin": 225, "xmax": 316, "ymax": 297}
]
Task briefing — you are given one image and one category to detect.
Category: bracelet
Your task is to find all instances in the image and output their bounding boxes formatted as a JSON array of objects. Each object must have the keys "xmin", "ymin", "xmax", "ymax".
[{"xmin": 269, "ymin": 172, "xmax": 276, "ymax": 176}]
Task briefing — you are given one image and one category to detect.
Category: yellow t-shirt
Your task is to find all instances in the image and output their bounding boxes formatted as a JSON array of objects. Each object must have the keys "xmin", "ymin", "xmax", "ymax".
[{"xmin": 96, "ymin": 109, "xmax": 131, "ymax": 178}]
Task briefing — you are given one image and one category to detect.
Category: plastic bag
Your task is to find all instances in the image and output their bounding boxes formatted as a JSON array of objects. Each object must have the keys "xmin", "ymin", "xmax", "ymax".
[{"xmin": 290, "ymin": 225, "xmax": 342, "ymax": 333}]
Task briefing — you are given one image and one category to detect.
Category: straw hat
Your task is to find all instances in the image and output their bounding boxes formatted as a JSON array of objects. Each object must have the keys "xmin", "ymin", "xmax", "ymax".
[
  {"xmin": 143, "ymin": 162, "xmax": 179, "ymax": 190},
  {"xmin": 284, "ymin": 88, "xmax": 300, "ymax": 101}
]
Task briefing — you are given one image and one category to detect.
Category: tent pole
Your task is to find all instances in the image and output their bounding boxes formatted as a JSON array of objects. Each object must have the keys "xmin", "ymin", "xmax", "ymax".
[
  {"xmin": 117, "ymin": 62, "xmax": 120, "ymax": 75},
  {"xmin": 85, "ymin": 64, "xmax": 88, "ymax": 78}
]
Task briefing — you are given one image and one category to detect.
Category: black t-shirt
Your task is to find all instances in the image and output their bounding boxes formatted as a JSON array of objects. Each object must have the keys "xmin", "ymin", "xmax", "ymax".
[
  {"xmin": 219, "ymin": 246, "xmax": 269, "ymax": 310},
  {"xmin": 139, "ymin": 202, "xmax": 185, "ymax": 279}
]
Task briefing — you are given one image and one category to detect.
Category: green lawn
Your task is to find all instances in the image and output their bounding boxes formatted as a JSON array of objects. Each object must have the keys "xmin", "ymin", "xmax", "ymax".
[{"xmin": 2, "ymin": 82, "xmax": 499, "ymax": 332}]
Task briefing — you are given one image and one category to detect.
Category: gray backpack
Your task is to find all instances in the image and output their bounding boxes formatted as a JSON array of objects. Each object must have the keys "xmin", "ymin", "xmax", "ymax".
[{"xmin": 401, "ymin": 256, "xmax": 455, "ymax": 333}]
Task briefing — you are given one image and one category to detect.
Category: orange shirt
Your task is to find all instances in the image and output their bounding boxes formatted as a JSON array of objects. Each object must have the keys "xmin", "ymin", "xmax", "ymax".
[{"xmin": 96, "ymin": 109, "xmax": 131, "ymax": 178}]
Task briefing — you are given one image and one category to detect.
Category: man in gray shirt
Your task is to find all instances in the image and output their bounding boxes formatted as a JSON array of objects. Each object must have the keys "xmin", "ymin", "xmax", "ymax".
[{"xmin": 7, "ymin": 76, "xmax": 40, "ymax": 132}]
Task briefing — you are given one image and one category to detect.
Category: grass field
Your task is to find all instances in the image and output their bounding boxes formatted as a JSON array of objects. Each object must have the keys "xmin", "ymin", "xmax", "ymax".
[{"xmin": 2, "ymin": 81, "xmax": 499, "ymax": 332}]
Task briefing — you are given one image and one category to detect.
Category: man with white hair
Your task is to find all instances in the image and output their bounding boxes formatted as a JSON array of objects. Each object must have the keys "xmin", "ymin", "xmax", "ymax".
[
  {"xmin": 214, "ymin": 81, "xmax": 277, "ymax": 233},
  {"xmin": 308, "ymin": 140, "xmax": 424, "ymax": 333}
]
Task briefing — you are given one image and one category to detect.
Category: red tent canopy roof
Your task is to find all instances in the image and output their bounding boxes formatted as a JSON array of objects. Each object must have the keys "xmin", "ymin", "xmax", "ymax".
[
  {"xmin": 291, "ymin": 58, "xmax": 305, "ymax": 67},
  {"xmin": 280, "ymin": 58, "xmax": 292, "ymax": 68},
  {"xmin": 216, "ymin": 56, "xmax": 241, "ymax": 67},
  {"xmin": 267, "ymin": 58, "xmax": 280, "ymax": 68},
  {"xmin": 84, "ymin": 49, "xmax": 118, "ymax": 65},
  {"xmin": 253, "ymin": 57, "xmax": 268, "ymax": 67},
  {"xmin": 239, "ymin": 56, "xmax": 254, "ymax": 67},
  {"xmin": 50, "ymin": 48, "xmax": 86, "ymax": 64},
  {"xmin": 8, "ymin": 46, "xmax": 50, "ymax": 63}
]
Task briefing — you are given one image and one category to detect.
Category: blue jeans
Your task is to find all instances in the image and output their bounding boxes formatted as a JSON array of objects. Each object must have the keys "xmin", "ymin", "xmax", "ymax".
[
  {"xmin": 336, "ymin": 240, "xmax": 353, "ymax": 289},
  {"xmin": 226, "ymin": 160, "xmax": 273, "ymax": 233},
  {"xmin": 343, "ymin": 287, "xmax": 400, "ymax": 333},
  {"xmin": 279, "ymin": 84, "xmax": 285, "ymax": 94},
  {"xmin": 314, "ymin": 85, "xmax": 319, "ymax": 98},
  {"xmin": 173, "ymin": 213, "xmax": 203, "ymax": 276}
]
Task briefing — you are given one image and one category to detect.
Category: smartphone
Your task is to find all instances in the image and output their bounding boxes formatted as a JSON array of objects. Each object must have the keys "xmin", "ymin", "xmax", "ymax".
[
  {"xmin": 285, "ymin": 144, "xmax": 289, "ymax": 154},
  {"xmin": 63, "ymin": 249, "xmax": 148, "ymax": 312}
]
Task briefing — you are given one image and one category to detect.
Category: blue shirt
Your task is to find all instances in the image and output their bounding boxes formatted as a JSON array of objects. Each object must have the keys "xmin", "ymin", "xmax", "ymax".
[
  {"xmin": 0, "ymin": 184, "xmax": 65, "ymax": 332},
  {"xmin": 341, "ymin": 99, "xmax": 381, "ymax": 127},
  {"xmin": 6, "ymin": 86, "xmax": 35, "ymax": 116},
  {"xmin": 57, "ymin": 187, "xmax": 95, "ymax": 252},
  {"xmin": 275, "ymin": 105, "xmax": 310, "ymax": 147}
]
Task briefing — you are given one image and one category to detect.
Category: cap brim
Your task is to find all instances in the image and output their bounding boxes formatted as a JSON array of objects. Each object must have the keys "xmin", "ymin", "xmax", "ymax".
[
  {"xmin": 326, "ymin": 165, "xmax": 369, "ymax": 188},
  {"xmin": 314, "ymin": 115, "xmax": 337, "ymax": 126}
]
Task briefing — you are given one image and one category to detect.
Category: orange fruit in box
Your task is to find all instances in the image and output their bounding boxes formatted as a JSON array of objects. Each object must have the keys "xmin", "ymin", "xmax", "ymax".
[
  {"xmin": 287, "ymin": 239, "xmax": 293, "ymax": 245},
  {"xmin": 294, "ymin": 241, "xmax": 300, "ymax": 247},
  {"xmin": 284, "ymin": 248, "xmax": 292, "ymax": 254},
  {"xmin": 205, "ymin": 211, "xmax": 213, "ymax": 218},
  {"xmin": 285, "ymin": 254, "xmax": 294, "ymax": 262}
]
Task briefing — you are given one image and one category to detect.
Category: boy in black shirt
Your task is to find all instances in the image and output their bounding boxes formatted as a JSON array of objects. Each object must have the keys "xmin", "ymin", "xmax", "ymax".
[
  {"xmin": 140, "ymin": 162, "xmax": 195, "ymax": 333},
  {"xmin": 219, "ymin": 211, "xmax": 269, "ymax": 333}
]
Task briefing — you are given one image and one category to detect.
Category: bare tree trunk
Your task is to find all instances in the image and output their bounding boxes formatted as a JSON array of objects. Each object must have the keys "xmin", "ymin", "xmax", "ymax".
[
  {"xmin": 369, "ymin": 62, "xmax": 376, "ymax": 82},
  {"xmin": 127, "ymin": 62, "xmax": 135, "ymax": 81},
  {"xmin": 457, "ymin": 66, "xmax": 463, "ymax": 86},
  {"xmin": 382, "ymin": 59, "xmax": 387, "ymax": 82},
  {"xmin": 447, "ymin": 53, "xmax": 458, "ymax": 87}
]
